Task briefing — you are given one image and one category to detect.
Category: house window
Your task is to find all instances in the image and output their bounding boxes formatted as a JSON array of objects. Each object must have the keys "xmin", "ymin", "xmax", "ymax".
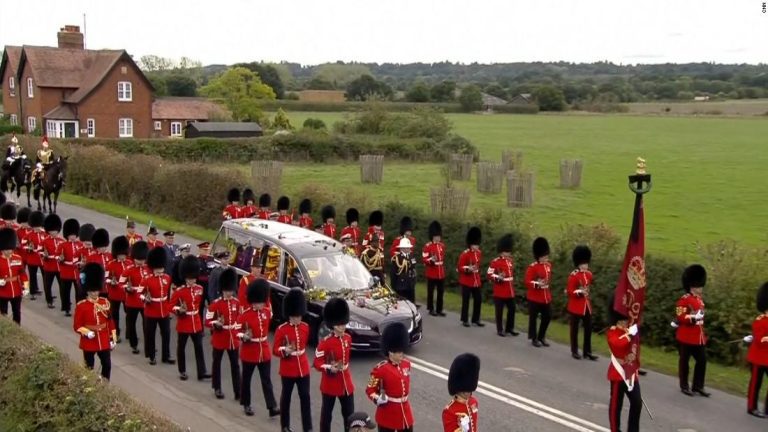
[
  {"xmin": 27, "ymin": 116, "xmax": 37, "ymax": 133},
  {"xmin": 170, "ymin": 121, "xmax": 182, "ymax": 137},
  {"xmin": 8, "ymin": 77, "xmax": 15, "ymax": 97},
  {"xmin": 46, "ymin": 120, "xmax": 55, "ymax": 137},
  {"xmin": 9, "ymin": 114, "xmax": 17, "ymax": 125},
  {"xmin": 154, "ymin": 120, "xmax": 162, "ymax": 131},
  {"xmin": 86, "ymin": 119, "xmax": 95, "ymax": 137},
  {"xmin": 118, "ymin": 118, "xmax": 133, "ymax": 137},
  {"xmin": 27, "ymin": 77, "xmax": 34, "ymax": 98},
  {"xmin": 117, "ymin": 81, "xmax": 133, "ymax": 101}
]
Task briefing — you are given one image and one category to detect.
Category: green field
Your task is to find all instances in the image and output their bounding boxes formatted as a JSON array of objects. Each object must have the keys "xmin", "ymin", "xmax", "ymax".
[{"xmin": 271, "ymin": 112, "xmax": 768, "ymax": 257}]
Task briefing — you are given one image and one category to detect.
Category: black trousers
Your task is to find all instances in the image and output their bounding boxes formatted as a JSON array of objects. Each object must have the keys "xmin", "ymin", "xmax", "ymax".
[
  {"xmin": 109, "ymin": 300, "xmax": 123, "ymax": 337},
  {"xmin": 212, "ymin": 348, "xmax": 241, "ymax": 396},
  {"xmin": 125, "ymin": 307, "xmax": 144, "ymax": 349},
  {"xmin": 747, "ymin": 363, "xmax": 768, "ymax": 413},
  {"xmin": 460, "ymin": 285, "xmax": 482, "ymax": 323},
  {"xmin": 28, "ymin": 265, "xmax": 41, "ymax": 295},
  {"xmin": 678, "ymin": 343, "xmax": 707, "ymax": 391},
  {"xmin": 426, "ymin": 278, "xmax": 444, "ymax": 313},
  {"xmin": 320, "ymin": 392, "xmax": 354, "ymax": 432},
  {"xmin": 494, "ymin": 297, "xmax": 516, "ymax": 333},
  {"xmin": 59, "ymin": 278, "xmax": 77, "ymax": 312},
  {"xmin": 144, "ymin": 317, "xmax": 171, "ymax": 361},
  {"xmin": 42, "ymin": 270, "xmax": 60, "ymax": 306},
  {"xmin": 394, "ymin": 279, "xmax": 415, "ymax": 303},
  {"xmin": 84, "ymin": 350, "xmax": 112, "ymax": 380},
  {"xmin": 177, "ymin": 332, "xmax": 207, "ymax": 378},
  {"xmin": 569, "ymin": 311, "xmax": 593, "ymax": 354},
  {"xmin": 528, "ymin": 301, "xmax": 551, "ymax": 341},
  {"xmin": 241, "ymin": 361, "xmax": 277, "ymax": 409},
  {"xmin": 379, "ymin": 428, "xmax": 413, "ymax": 432},
  {"xmin": 280, "ymin": 375, "xmax": 312, "ymax": 432},
  {"xmin": 609, "ymin": 380, "xmax": 641, "ymax": 432},
  {"xmin": 0, "ymin": 297, "xmax": 22, "ymax": 324}
]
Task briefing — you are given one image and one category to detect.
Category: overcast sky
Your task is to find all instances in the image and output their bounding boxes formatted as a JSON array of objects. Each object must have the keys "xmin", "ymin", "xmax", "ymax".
[{"xmin": 1, "ymin": 0, "xmax": 765, "ymax": 65}]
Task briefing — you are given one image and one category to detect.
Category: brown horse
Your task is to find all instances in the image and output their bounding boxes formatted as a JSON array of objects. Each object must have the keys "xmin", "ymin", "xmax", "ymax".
[{"xmin": 37, "ymin": 156, "xmax": 67, "ymax": 214}]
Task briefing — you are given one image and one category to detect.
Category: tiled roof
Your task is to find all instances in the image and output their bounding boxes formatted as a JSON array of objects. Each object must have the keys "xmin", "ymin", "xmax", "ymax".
[
  {"xmin": 44, "ymin": 104, "xmax": 77, "ymax": 120},
  {"xmin": 187, "ymin": 122, "xmax": 262, "ymax": 132},
  {"xmin": 0, "ymin": 46, "xmax": 22, "ymax": 80},
  {"xmin": 152, "ymin": 97, "xmax": 228, "ymax": 120}
]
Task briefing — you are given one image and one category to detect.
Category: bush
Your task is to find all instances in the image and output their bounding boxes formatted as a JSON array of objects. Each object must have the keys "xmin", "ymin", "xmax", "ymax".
[
  {"xmin": 302, "ymin": 118, "xmax": 327, "ymax": 130},
  {"xmin": 492, "ymin": 104, "xmax": 540, "ymax": 114},
  {"xmin": 260, "ymin": 99, "xmax": 464, "ymax": 113}
]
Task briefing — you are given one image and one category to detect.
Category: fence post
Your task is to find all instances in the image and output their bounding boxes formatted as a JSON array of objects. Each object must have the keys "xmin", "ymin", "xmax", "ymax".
[
  {"xmin": 559, "ymin": 159, "xmax": 583, "ymax": 189},
  {"xmin": 430, "ymin": 187, "xmax": 471, "ymax": 217},
  {"xmin": 476, "ymin": 161, "xmax": 504, "ymax": 193},
  {"xmin": 502, "ymin": 150, "xmax": 523, "ymax": 173},
  {"xmin": 449, "ymin": 154, "xmax": 473, "ymax": 181},
  {"xmin": 359, "ymin": 155, "xmax": 384, "ymax": 184},
  {"xmin": 506, "ymin": 170, "xmax": 535, "ymax": 208}
]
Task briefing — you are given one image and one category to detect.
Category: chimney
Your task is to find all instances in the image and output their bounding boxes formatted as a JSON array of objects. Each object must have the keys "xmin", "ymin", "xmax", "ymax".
[{"xmin": 57, "ymin": 25, "xmax": 84, "ymax": 49}]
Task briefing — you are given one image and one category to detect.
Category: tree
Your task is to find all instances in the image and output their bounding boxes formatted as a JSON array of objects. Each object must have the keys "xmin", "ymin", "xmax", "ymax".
[
  {"xmin": 199, "ymin": 67, "xmax": 276, "ymax": 122},
  {"xmin": 484, "ymin": 84, "xmax": 508, "ymax": 100},
  {"xmin": 305, "ymin": 77, "xmax": 336, "ymax": 90},
  {"xmin": 146, "ymin": 73, "xmax": 168, "ymax": 96},
  {"xmin": 533, "ymin": 85, "xmax": 566, "ymax": 111},
  {"xmin": 234, "ymin": 62, "xmax": 285, "ymax": 99},
  {"xmin": 458, "ymin": 85, "xmax": 483, "ymax": 112},
  {"xmin": 430, "ymin": 80, "xmax": 457, "ymax": 102},
  {"xmin": 405, "ymin": 82, "xmax": 430, "ymax": 102},
  {"xmin": 272, "ymin": 108, "xmax": 294, "ymax": 130},
  {"xmin": 139, "ymin": 55, "xmax": 175, "ymax": 71},
  {"xmin": 166, "ymin": 74, "xmax": 197, "ymax": 97},
  {"xmin": 345, "ymin": 74, "xmax": 393, "ymax": 101}
]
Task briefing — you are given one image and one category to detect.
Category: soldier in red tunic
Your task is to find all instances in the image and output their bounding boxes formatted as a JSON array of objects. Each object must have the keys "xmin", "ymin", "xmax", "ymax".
[
  {"xmin": 606, "ymin": 302, "xmax": 641, "ymax": 432},
  {"xmin": 14, "ymin": 208, "xmax": 33, "ymax": 296},
  {"xmin": 25, "ymin": 211, "xmax": 46, "ymax": 301},
  {"xmin": 242, "ymin": 188, "xmax": 258, "ymax": 218},
  {"xmin": 315, "ymin": 298, "xmax": 355, "ymax": 432},
  {"xmin": 78, "ymin": 223, "xmax": 97, "ymax": 265},
  {"xmin": 321, "ymin": 205, "xmax": 337, "ymax": 239},
  {"xmin": 73, "ymin": 263, "xmax": 116, "ymax": 380},
  {"xmin": 121, "ymin": 240, "xmax": 149, "ymax": 354},
  {"xmin": 273, "ymin": 288, "xmax": 312, "ymax": 432},
  {"xmin": 142, "ymin": 247, "xmax": 174, "ymax": 365},
  {"xmin": 390, "ymin": 217, "xmax": 416, "ymax": 257},
  {"xmin": 0, "ymin": 228, "xmax": 28, "ymax": 324},
  {"xmin": 41, "ymin": 214, "xmax": 63, "ymax": 310},
  {"xmin": 298, "ymin": 199, "xmax": 313, "ymax": 229},
  {"xmin": 171, "ymin": 255, "xmax": 210, "ymax": 381},
  {"xmin": 442, "ymin": 353, "xmax": 480, "ymax": 432},
  {"xmin": 58, "ymin": 218, "xmax": 83, "ymax": 307},
  {"xmin": 257, "ymin": 193, "xmax": 272, "ymax": 220},
  {"xmin": 146, "ymin": 226, "xmax": 164, "ymax": 249},
  {"xmin": 206, "ymin": 268, "xmax": 242, "ymax": 400},
  {"xmin": 0, "ymin": 202, "xmax": 18, "ymax": 229},
  {"xmin": 276, "ymin": 196, "xmax": 292, "ymax": 224},
  {"xmin": 567, "ymin": 245, "xmax": 597, "ymax": 360},
  {"xmin": 223, "ymin": 188, "xmax": 242, "ymax": 220},
  {"xmin": 107, "ymin": 235, "xmax": 132, "ymax": 343},
  {"xmin": 125, "ymin": 218, "xmax": 143, "ymax": 249},
  {"xmin": 87, "ymin": 229, "xmax": 112, "ymax": 298},
  {"xmin": 457, "ymin": 227, "xmax": 484, "ymax": 328},
  {"xmin": 423, "ymin": 221, "xmax": 446, "ymax": 317},
  {"xmin": 341, "ymin": 208, "xmax": 362, "ymax": 256},
  {"xmin": 362, "ymin": 210, "xmax": 385, "ymax": 253},
  {"xmin": 488, "ymin": 234, "xmax": 517, "ymax": 337},
  {"xmin": 238, "ymin": 278, "xmax": 279, "ymax": 417},
  {"xmin": 366, "ymin": 322, "xmax": 414, "ymax": 432},
  {"xmin": 525, "ymin": 237, "xmax": 552, "ymax": 347},
  {"xmin": 676, "ymin": 264, "xmax": 710, "ymax": 397},
  {"xmin": 746, "ymin": 282, "xmax": 768, "ymax": 417}
]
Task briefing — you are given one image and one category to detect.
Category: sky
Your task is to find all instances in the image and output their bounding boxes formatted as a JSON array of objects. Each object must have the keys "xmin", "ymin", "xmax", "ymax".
[{"xmin": 1, "ymin": 0, "xmax": 766, "ymax": 66}]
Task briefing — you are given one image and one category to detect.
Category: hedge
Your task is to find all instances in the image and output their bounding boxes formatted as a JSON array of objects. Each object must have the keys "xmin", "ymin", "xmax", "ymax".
[
  {"xmin": 0, "ymin": 317, "xmax": 181, "ymax": 431},
  {"xmin": 261, "ymin": 99, "xmax": 466, "ymax": 113}
]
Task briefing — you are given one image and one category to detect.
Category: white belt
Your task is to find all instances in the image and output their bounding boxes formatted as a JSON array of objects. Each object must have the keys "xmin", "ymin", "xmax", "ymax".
[
  {"xmin": 222, "ymin": 324, "xmax": 239, "ymax": 330},
  {"xmin": 149, "ymin": 297, "xmax": 167, "ymax": 302},
  {"xmin": 251, "ymin": 336, "xmax": 268, "ymax": 343},
  {"xmin": 388, "ymin": 395, "xmax": 408, "ymax": 403},
  {"xmin": 290, "ymin": 349, "xmax": 306, "ymax": 356},
  {"xmin": 185, "ymin": 310, "xmax": 199, "ymax": 315}
]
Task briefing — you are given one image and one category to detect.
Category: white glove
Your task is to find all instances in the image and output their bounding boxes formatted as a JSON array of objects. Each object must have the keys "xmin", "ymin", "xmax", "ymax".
[
  {"xmin": 0, "ymin": 279, "xmax": 6, "ymax": 287},
  {"xmin": 628, "ymin": 324, "xmax": 638, "ymax": 336},
  {"xmin": 110, "ymin": 341, "xmax": 116, "ymax": 350},
  {"xmin": 23, "ymin": 289, "xmax": 30, "ymax": 297},
  {"xmin": 744, "ymin": 335, "xmax": 754, "ymax": 344},
  {"xmin": 86, "ymin": 331, "xmax": 96, "ymax": 339},
  {"xmin": 574, "ymin": 289, "xmax": 584, "ymax": 296},
  {"xmin": 694, "ymin": 310, "xmax": 704, "ymax": 321},
  {"xmin": 376, "ymin": 393, "xmax": 388, "ymax": 405},
  {"xmin": 670, "ymin": 320, "xmax": 679, "ymax": 328},
  {"xmin": 460, "ymin": 415, "xmax": 471, "ymax": 432}
]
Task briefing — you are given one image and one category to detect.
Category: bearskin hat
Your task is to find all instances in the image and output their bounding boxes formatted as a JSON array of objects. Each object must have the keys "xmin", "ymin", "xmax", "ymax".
[
  {"xmin": 92, "ymin": 228, "xmax": 110, "ymax": 249},
  {"xmin": 147, "ymin": 247, "xmax": 167, "ymax": 270},
  {"xmin": 179, "ymin": 255, "xmax": 200, "ymax": 280},
  {"xmin": 259, "ymin": 193, "xmax": 271, "ymax": 208},
  {"xmin": 369, "ymin": 210, "xmax": 383, "ymax": 227},
  {"xmin": 111, "ymin": 235, "xmax": 130, "ymax": 257},
  {"xmin": 497, "ymin": 234, "xmax": 513, "ymax": 253},
  {"xmin": 448, "ymin": 353, "xmax": 481, "ymax": 395},
  {"xmin": 608, "ymin": 295, "xmax": 629, "ymax": 325},
  {"xmin": 43, "ymin": 213, "xmax": 62, "ymax": 233},
  {"xmin": 242, "ymin": 188, "xmax": 255, "ymax": 204},
  {"xmin": 399, "ymin": 216, "xmax": 414, "ymax": 235},
  {"xmin": 29, "ymin": 211, "xmax": 44, "ymax": 228},
  {"xmin": 247, "ymin": 278, "xmax": 270, "ymax": 304},
  {"xmin": 682, "ymin": 264, "xmax": 707, "ymax": 292},
  {"xmin": 321, "ymin": 205, "xmax": 336, "ymax": 222},
  {"xmin": 346, "ymin": 208, "xmax": 359, "ymax": 225},
  {"xmin": 380, "ymin": 321, "xmax": 409, "ymax": 355},
  {"xmin": 428, "ymin": 220, "xmax": 442, "ymax": 239},
  {"xmin": 0, "ymin": 203, "xmax": 17, "ymax": 221},
  {"xmin": 283, "ymin": 287, "xmax": 307, "ymax": 317},
  {"xmin": 227, "ymin": 188, "xmax": 240, "ymax": 203},
  {"xmin": 299, "ymin": 198, "xmax": 312, "ymax": 214},
  {"xmin": 82, "ymin": 262, "xmax": 105, "ymax": 292},
  {"xmin": 16, "ymin": 207, "xmax": 31, "ymax": 224},
  {"xmin": 466, "ymin": 227, "xmax": 481, "ymax": 247},
  {"xmin": 277, "ymin": 196, "xmax": 290, "ymax": 211},
  {"xmin": 130, "ymin": 240, "xmax": 149, "ymax": 261},
  {"xmin": 572, "ymin": 245, "xmax": 592, "ymax": 267},
  {"xmin": 62, "ymin": 218, "xmax": 80, "ymax": 238},
  {"xmin": 757, "ymin": 282, "xmax": 768, "ymax": 313},
  {"xmin": 78, "ymin": 223, "xmax": 95, "ymax": 242},
  {"xmin": 324, "ymin": 297, "xmax": 350, "ymax": 328},
  {"xmin": 218, "ymin": 268, "xmax": 237, "ymax": 293},
  {"xmin": 0, "ymin": 227, "xmax": 17, "ymax": 250},
  {"xmin": 533, "ymin": 237, "xmax": 550, "ymax": 259}
]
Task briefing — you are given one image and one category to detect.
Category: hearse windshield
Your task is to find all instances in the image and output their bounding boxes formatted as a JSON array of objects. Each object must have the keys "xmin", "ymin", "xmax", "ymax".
[{"xmin": 302, "ymin": 252, "xmax": 373, "ymax": 291}]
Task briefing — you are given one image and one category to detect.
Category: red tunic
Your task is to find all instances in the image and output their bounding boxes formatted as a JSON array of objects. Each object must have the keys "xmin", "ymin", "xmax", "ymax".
[
  {"xmin": 86, "ymin": 252, "xmax": 113, "ymax": 296},
  {"xmin": 524, "ymin": 261, "xmax": 552, "ymax": 304},
  {"xmin": 298, "ymin": 215, "xmax": 313, "ymax": 229},
  {"xmin": 121, "ymin": 263, "xmax": 149, "ymax": 309},
  {"xmin": 242, "ymin": 205, "xmax": 258, "ymax": 218},
  {"xmin": 73, "ymin": 297, "xmax": 115, "ymax": 352},
  {"xmin": 314, "ymin": 332, "xmax": 354, "ymax": 396},
  {"xmin": 273, "ymin": 321, "xmax": 310, "ymax": 378},
  {"xmin": 322, "ymin": 223, "xmax": 337, "ymax": 239},
  {"xmin": 566, "ymin": 269, "xmax": 593, "ymax": 316},
  {"xmin": 363, "ymin": 227, "xmax": 386, "ymax": 253},
  {"xmin": 126, "ymin": 233, "xmax": 143, "ymax": 248},
  {"xmin": 57, "ymin": 240, "xmax": 82, "ymax": 281},
  {"xmin": 106, "ymin": 258, "xmax": 133, "ymax": 302},
  {"xmin": 256, "ymin": 209, "xmax": 271, "ymax": 220},
  {"xmin": 747, "ymin": 314, "xmax": 768, "ymax": 367},
  {"xmin": 223, "ymin": 204, "xmax": 244, "ymax": 220},
  {"xmin": 238, "ymin": 306, "xmax": 272, "ymax": 363},
  {"xmin": 606, "ymin": 326, "xmax": 635, "ymax": 381},
  {"xmin": 487, "ymin": 256, "xmax": 514, "ymax": 299},
  {"xmin": 16, "ymin": 226, "xmax": 32, "ymax": 266},
  {"xmin": 41, "ymin": 235, "xmax": 64, "ymax": 273},
  {"xmin": 341, "ymin": 225, "xmax": 362, "ymax": 255},
  {"xmin": 26, "ymin": 230, "xmax": 46, "ymax": 267},
  {"xmin": 456, "ymin": 249, "xmax": 482, "ymax": 288},
  {"xmin": 170, "ymin": 284, "xmax": 204, "ymax": 333},
  {"xmin": 0, "ymin": 253, "xmax": 28, "ymax": 298},
  {"xmin": 206, "ymin": 297, "xmax": 242, "ymax": 350},
  {"xmin": 390, "ymin": 235, "xmax": 416, "ymax": 257},
  {"xmin": 422, "ymin": 241, "xmax": 446, "ymax": 280},
  {"xmin": 142, "ymin": 273, "xmax": 172, "ymax": 319},
  {"xmin": 237, "ymin": 274, "xmax": 271, "ymax": 311},
  {"xmin": 79, "ymin": 245, "xmax": 97, "ymax": 264},
  {"xmin": 0, "ymin": 220, "xmax": 19, "ymax": 230},
  {"xmin": 675, "ymin": 293, "xmax": 706, "ymax": 345},
  {"xmin": 366, "ymin": 359, "xmax": 414, "ymax": 430},
  {"xmin": 147, "ymin": 239, "xmax": 164, "ymax": 249},
  {"xmin": 442, "ymin": 396, "xmax": 479, "ymax": 432}
]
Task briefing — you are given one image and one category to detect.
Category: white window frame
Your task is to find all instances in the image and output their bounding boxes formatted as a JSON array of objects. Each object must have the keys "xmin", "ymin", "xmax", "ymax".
[
  {"xmin": 46, "ymin": 120, "xmax": 55, "ymax": 137},
  {"xmin": 27, "ymin": 77, "xmax": 34, "ymax": 98},
  {"xmin": 170, "ymin": 121, "xmax": 183, "ymax": 137},
  {"xmin": 118, "ymin": 118, "xmax": 133, "ymax": 138},
  {"xmin": 86, "ymin": 118, "xmax": 95, "ymax": 137},
  {"xmin": 8, "ymin": 77, "xmax": 15, "ymax": 96},
  {"xmin": 9, "ymin": 114, "xmax": 17, "ymax": 125},
  {"xmin": 153, "ymin": 120, "xmax": 162, "ymax": 131},
  {"xmin": 117, "ymin": 81, "xmax": 132, "ymax": 101},
  {"xmin": 27, "ymin": 116, "xmax": 37, "ymax": 132}
]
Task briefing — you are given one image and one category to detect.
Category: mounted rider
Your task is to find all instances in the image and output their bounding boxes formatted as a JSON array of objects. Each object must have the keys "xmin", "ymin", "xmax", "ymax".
[
  {"xmin": 33, "ymin": 135, "xmax": 55, "ymax": 185},
  {"xmin": 5, "ymin": 132, "xmax": 23, "ymax": 166}
]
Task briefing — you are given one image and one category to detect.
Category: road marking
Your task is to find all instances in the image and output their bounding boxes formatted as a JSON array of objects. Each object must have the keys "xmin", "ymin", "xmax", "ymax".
[
  {"xmin": 503, "ymin": 366, "xmax": 529, "ymax": 374},
  {"xmin": 410, "ymin": 356, "xmax": 610, "ymax": 432}
]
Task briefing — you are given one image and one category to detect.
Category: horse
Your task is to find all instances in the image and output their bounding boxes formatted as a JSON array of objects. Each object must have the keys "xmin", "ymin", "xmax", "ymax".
[
  {"xmin": 1, "ymin": 157, "xmax": 33, "ymax": 207},
  {"xmin": 37, "ymin": 156, "xmax": 67, "ymax": 214}
]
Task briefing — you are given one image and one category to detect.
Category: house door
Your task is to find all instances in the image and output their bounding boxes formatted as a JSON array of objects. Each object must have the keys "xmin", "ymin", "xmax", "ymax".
[{"xmin": 64, "ymin": 122, "xmax": 77, "ymax": 138}]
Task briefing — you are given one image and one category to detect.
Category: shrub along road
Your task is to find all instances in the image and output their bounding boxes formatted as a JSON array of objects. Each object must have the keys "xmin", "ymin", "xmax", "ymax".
[{"xmin": 18, "ymin": 201, "xmax": 766, "ymax": 432}]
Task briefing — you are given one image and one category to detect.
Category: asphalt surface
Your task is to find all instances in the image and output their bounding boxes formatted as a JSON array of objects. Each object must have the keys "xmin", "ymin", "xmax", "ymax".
[{"xmin": 14, "ymin": 200, "xmax": 768, "ymax": 432}]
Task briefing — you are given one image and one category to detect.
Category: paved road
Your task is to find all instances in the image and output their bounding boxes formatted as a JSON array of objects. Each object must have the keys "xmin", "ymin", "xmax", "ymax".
[{"xmin": 16, "ymin": 201, "xmax": 768, "ymax": 432}]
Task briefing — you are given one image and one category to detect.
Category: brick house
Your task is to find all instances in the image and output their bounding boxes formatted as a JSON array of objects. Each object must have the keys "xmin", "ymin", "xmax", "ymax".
[
  {"xmin": 151, "ymin": 97, "xmax": 229, "ymax": 138},
  {"xmin": 1, "ymin": 25, "xmax": 153, "ymax": 138}
]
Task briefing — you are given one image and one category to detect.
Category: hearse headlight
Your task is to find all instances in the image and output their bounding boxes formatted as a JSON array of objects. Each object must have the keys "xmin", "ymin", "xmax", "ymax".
[{"xmin": 347, "ymin": 321, "xmax": 372, "ymax": 331}]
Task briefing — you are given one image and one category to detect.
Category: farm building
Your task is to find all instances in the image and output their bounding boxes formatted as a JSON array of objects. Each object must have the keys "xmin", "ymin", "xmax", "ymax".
[
  {"xmin": 509, "ymin": 93, "xmax": 535, "ymax": 105},
  {"xmin": 185, "ymin": 122, "xmax": 263, "ymax": 138},
  {"xmin": 481, "ymin": 93, "xmax": 508, "ymax": 111},
  {"xmin": 151, "ymin": 97, "xmax": 229, "ymax": 138}
]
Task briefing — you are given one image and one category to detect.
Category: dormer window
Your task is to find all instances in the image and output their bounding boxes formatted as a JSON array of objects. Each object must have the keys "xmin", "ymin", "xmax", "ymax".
[
  {"xmin": 27, "ymin": 77, "xmax": 33, "ymax": 98},
  {"xmin": 117, "ymin": 81, "xmax": 132, "ymax": 101}
]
